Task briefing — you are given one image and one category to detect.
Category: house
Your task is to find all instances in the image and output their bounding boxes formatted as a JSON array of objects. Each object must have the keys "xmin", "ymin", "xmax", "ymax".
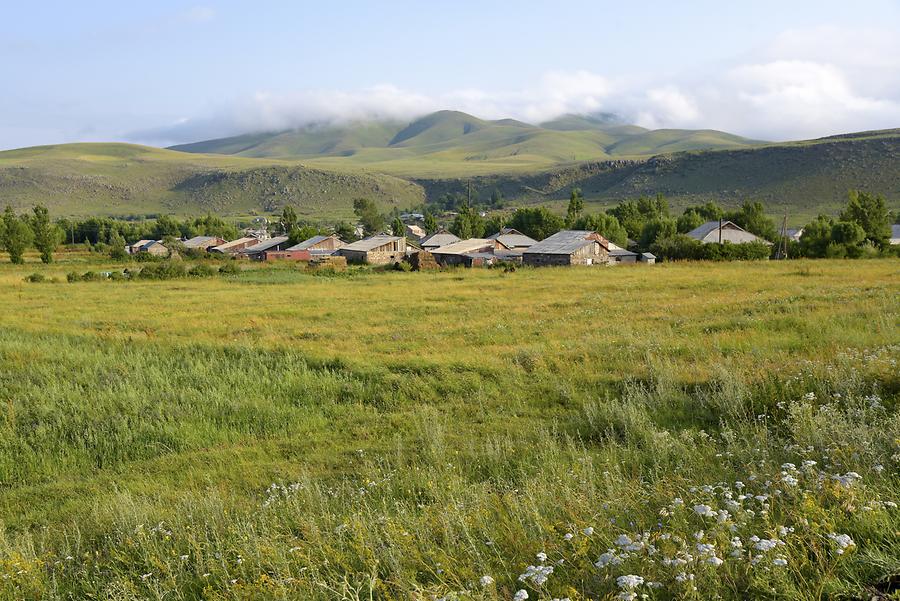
[
  {"xmin": 640, "ymin": 252, "xmax": 656, "ymax": 264},
  {"xmin": 419, "ymin": 229, "xmax": 461, "ymax": 250},
  {"xmin": 890, "ymin": 224, "xmax": 900, "ymax": 245},
  {"xmin": 337, "ymin": 235, "xmax": 406, "ymax": 264},
  {"xmin": 210, "ymin": 237, "xmax": 259, "ymax": 254},
  {"xmin": 286, "ymin": 234, "xmax": 345, "ymax": 255},
  {"xmin": 687, "ymin": 221, "xmax": 771, "ymax": 245},
  {"xmin": 522, "ymin": 230, "xmax": 610, "ymax": 267},
  {"xmin": 405, "ymin": 224, "xmax": 427, "ymax": 240},
  {"xmin": 607, "ymin": 241, "xmax": 639, "ymax": 264},
  {"xmin": 241, "ymin": 236, "xmax": 291, "ymax": 260},
  {"xmin": 182, "ymin": 236, "xmax": 226, "ymax": 251},
  {"xmin": 487, "ymin": 228, "xmax": 538, "ymax": 251},
  {"xmin": 430, "ymin": 238, "xmax": 499, "ymax": 267},
  {"xmin": 129, "ymin": 240, "xmax": 168, "ymax": 256}
]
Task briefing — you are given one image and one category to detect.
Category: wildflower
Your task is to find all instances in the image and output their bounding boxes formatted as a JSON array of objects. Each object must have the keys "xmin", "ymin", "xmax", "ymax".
[
  {"xmin": 518, "ymin": 564, "xmax": 553, "ymax": 586},
  {"xmin": 583, "ymin": 526, "xmax": 594, "ymax": 536},
  {"xmin": 693, "ymin": 504, "xmax": 714, "ymax": 517},
  {"xmin": 563, "ymin": 533, "xmax": 573, "ymax": 541},
  {"xmin": 141, "ymin": 573, "xmax": 152, "ymax": 580},
  {"xmin": 706, "ymin": 556, "xmax": 724, "ymax": 566},
  {"xmin": 773, "ymin": 557, "xmax": 788, "ymax": 566},
  {"xmin": 513, "ymin": 590, "xmax": 529, "ymax": 601},
  {"xmin": 179, "ymin": 554, "xmax": 188, "ymax": 561},
  {"xmin": 828, "ymin": 533, "xmax": 855, "ymax": 554},
  {"xmin": 536, "ymin": 552, "xmax": 547, "ymax": 563},
  {"xmin": 595, "ymin": 550, "xmax": 621, "ymax": 568},
  {"xmin": 479, "ymin": 575, "xmax": 494, "ymax": 586},
  {"xmin": 616, "ymin": 574, "xmax": 644, "ymax": 588},
  {"xmin": 833, "ymin": 472, "xmax": 862, "ymax": 488}
]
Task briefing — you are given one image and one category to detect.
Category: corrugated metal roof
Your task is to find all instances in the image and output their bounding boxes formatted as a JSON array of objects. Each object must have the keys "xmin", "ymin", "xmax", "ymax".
[
  {"xmin": 494, "ymin": 233, "xmax": 537, "ymax": 248},
  {"xmin": 183, "ymin": 236, "xmax": 222, "ymax": 248},
  {"xmin": 686, "ymin": 221, "xmax": 768, "ymax": 244},
  {"xmin": 212, "ymin": 237, "xmax": 257, "ymax": 251},
  {"xmin": 524, "ymin": 230, "xmax": 599, "ymax": 255},
  {"xmin": 340, "ymin": 235, "xmax": 403, "ymax": 252},
  {"xmin": 287, "ymin": 234, "xmax": 338, "ymax": 251},
  {"xmin": 244, "ymin": 236, "xmax": 289, "ymax": 253},
  {"xmin": 420, "ymin": 230, "xmax": 460, "ymax": 248},
  {"xmin": 430, "ymin": 238, "xmax": 495, "ymax": 255}
]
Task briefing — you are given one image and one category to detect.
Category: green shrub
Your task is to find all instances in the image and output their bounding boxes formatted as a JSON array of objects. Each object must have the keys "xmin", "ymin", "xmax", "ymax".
[
  {"xmin": 136, "ymin": 262, "xmax": 188, "ymax": 280},
  {"xmin": 187, "ymin": 264, "xmax": 217, "ymax": 278},
  {"xmin": 23, "ymin": 273, "xmax": 46, "ymax": 283},
  {"xmin": 79, "ymin": 271, "xmax": 101, "ymax": 281},
  {"xmin": 66, "ymin": 272, "xmax": 80, "ymax": 283},
  {"xmin": 218, "ymin": 262, "xmax": 241, "ymax": 275}
]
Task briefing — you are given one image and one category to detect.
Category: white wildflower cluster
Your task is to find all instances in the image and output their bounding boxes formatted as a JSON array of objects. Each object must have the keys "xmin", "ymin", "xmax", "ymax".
[
  {"xmin": 518, "ymin": 552, "xmax": 554, "ymax": 586},
  {"xmin": 828, "ymin": 533, "xmax": 855, "ymax": 555},
  {"xmin": 262, "ymin": 481, "xmax": 303, "ymax": 508}
]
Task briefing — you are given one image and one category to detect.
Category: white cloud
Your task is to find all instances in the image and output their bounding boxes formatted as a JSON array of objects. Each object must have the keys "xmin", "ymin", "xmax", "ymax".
[
  {"xmin": 181, "ymin": 6, "xmax": 216, "ymax": 23},
  {"xmin": 128, "ymin": 26, "xmax": 900, "ymax": 146}
]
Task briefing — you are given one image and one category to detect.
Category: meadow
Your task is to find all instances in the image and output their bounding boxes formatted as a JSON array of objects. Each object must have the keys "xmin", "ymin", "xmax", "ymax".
[{"xmin": 0, "ymin": 257, "xmax": 897, "ymax": 600}]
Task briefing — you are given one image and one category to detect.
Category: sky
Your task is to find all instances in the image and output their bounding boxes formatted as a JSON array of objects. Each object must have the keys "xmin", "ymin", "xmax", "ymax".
[{"xmin": 2, "ymin": 0, "xmax": 900, "ymax": 150}]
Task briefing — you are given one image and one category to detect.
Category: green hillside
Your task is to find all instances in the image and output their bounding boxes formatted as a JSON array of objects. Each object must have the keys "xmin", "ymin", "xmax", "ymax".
[
  {"xmin": 170, "ymin": 110, "xmax": 765, "ymax": 176},
  {"xmin": 0, "ymin": 143, "xmax": 424, "ymax": 219},
  {"xmin": 414, "ymin": 129, "xmax": 900, "ymax": 221}
]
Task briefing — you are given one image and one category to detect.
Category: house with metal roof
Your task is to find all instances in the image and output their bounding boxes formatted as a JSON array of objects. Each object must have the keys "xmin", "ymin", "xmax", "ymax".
[
  {"xmin": 606, "ymin": 241, "xmax": 639, "ymax": 264},
  {"xmin": 129, "ymin": 240, "xmax": 168, "ymax": 256},
  {"xmin": 337, "ymin": 235, "xmax": 406, "ymax": 264},
  {"xmin": 687, "ymin": 221, "xmax": 771, "ymax": 245},
  {"xmin": 890, "ymin": 224, "xmax": 900, "ymax": 245},
  {"xmin": 785, "ymin": 228, "xmax": 804, "ymax": 242},
  {"xmin": 211, "ymin": 237, "xmax": 259, "ymax": 254},
  {"xmin": 405, "ymin": 224, "xmax": 427, "ymax": 240},
  {"xmin": 486, "ymin": 228, "xmax": 538, "ymax": 251},
  {"xmin": 182, "ymin": 236, "xmax": 226, "ymax": 250},
  {"xmin": 286, "ymin": 234, "xmax": 345, "ymax": 254},
  {"xmin": 419, "ymin": 229, "xmax": 461, "ymax": 250},
  {"xmin": 430, "ymin": 238, "xmax": 498, "ymax": 266},
  {"xmin": 523, "ymin": 230, "xmax": 610, "ymax": 266},
  {"xmin": 241, "ymin": 236, "xmax": 291, "ymax": 260}
]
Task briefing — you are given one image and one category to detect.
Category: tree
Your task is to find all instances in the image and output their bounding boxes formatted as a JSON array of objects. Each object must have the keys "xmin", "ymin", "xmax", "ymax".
[
  {"xmin": 566, "ymin": 188, "xmax": 585, "ymax": 226},
  {"xmin": 423, "ymin": 210, "xmax": 439, "ymax": 234},
  {"xmin": 391, "ymin": 217, "xmax": 405, "ymax": 237},
  {"xmin": 639, "ymin": 216, "xmax": 677, "ymax": 248},
  {"xmin": 490, "ymin": 188, "xmax": 504, "ymax": 208},
  {"xmin": 609, "ymin": 194, "xmax": 670, "ymax": 239},
  {"xmin": 30, "ymin": 205, "xmax": 62, "ymax": 263},
  {"xmin": 152, "ymin": 215, "xmax": 182, "ymax": 239},
  {"xmin": 288, "ymin": 224, "xmax": 320, "ymax": 246},
  {"xmin": 573, "ymin": 213, "xmax": 628, "ymax": 247},
  {"xmin": 483, "ymin": 214, "xmax": 508, "ymax": 237},
  {"xmin": 280, "ymin": 206, "xmax": 299, "ymax": 236},
  {"xmin": 450, "ymin": 201, "xmax": 485, "ymax": 239},
  {"xmin": 192, "ymin": 214, "xmax": 239, "ymax": 240},
  {"xmin": 108, "ymin": 231, "xmax": 129, "ymax": 260},
  {"xmin": 353, "ymin": 198, "xmax": 384, "ymax": 237},
  {"xmin": 507, "ymin": 207, "xmax": 564, "ymax": 241},
  {"xmin": 334, "ymin": 221, "xmax": 359, "ymax": 242},
  {"xmin": 1, "ymin": 206, "xmax": 34, "ymax": 264},
  {"xmin": 726, "ymin": 201, "xmax": 778, "ymax": 242},
  {"xmin": 676, "ymin": 210, "xmax": 705, "ymax": 234},
  {"xmin": 798, "ymin": 215, "xmax": 834, "ymax": 258},
  {"xmin": 840, "ymin": 190, "xmax": 891, "ymax": 247}
]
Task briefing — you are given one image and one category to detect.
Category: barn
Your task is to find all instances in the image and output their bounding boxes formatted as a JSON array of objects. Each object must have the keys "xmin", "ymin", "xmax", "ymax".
[
  {"xmin": 338, "ymin": 235, "xmax": 406, "ymax": 264},
  {"xmin": 287, "ymin": 234, "xmax": 345, "ymax": 255},
  {"xmin": 419, "ymin": 229, "xmax": 461, "ymax": 250},
  {"xmin": 687, "ymin": 221, "xmax": 771, "ymax": 245},
  {"xmin": 211, "ymin": 237, "xmax": 259, "ymax": 254},
  {"xmin": 182, "ymin": 236, "xmax": 226, "ymax": 251},
  {"xmin": 522, "ymin": 230, "xmax": 610, "ymax": 266}
]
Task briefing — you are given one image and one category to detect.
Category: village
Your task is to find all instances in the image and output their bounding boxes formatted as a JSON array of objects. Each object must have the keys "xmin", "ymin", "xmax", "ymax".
[{"xmin": 125, "ymin": 219, "xmax": 782, "ymax": 269}]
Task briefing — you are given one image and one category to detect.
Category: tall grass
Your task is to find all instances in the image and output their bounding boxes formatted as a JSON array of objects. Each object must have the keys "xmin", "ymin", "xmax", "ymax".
[{"xmin": 0, "ymin": 259, "xmax": 897, "ymax": 599}]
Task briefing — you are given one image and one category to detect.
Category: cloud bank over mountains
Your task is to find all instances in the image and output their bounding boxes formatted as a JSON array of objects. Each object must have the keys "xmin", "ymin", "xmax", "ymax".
[{"xmin": 130, "ymin": 26, "xmax": 900, "ymax": 147}]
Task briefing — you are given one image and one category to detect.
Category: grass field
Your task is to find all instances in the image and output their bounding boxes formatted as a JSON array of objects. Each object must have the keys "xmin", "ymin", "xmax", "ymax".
[{"xmin": 0, "ymin": 257, "xmax": 898, "ymax": 600}]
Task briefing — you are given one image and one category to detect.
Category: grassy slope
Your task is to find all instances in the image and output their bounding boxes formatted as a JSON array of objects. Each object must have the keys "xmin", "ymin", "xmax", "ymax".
[
  {"xmin": 0, "ymin": 143, "xmax": 424, "ymax": 219},
  {"xmin": 170, "ymin": 110, "xmax": 764, "ymax": 176},
  {"xmin": 0, "ymin": 257, "xmax": 897, "ymax": 599},
  {"xmin": 417, "ymin": 129, "xmax": 900, "ymax": 221}
]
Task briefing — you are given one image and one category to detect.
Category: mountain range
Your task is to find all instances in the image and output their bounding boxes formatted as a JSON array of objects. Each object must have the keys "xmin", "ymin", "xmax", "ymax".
[
  {"xmin": 0, "ymin": 111, "xmax": 897, "ymax": 222},
  {"xmin": 170, "ymin": 110, "xmax": 764, "ymax": 176}
]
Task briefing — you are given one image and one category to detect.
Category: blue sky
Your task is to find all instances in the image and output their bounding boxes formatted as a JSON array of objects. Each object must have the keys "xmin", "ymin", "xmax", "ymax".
[{"xmin": 2, "ymin": 0, "xmax": 899, "ymax": 149}]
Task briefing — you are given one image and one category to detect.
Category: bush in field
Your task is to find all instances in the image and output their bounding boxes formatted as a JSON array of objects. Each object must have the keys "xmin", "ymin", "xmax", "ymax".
[
  {"xmin": 187, "ymin": 264, "xmax": 217, "ymax": 278},
  {"xmin": 218, "ymin": 261, "xmax": 241, "ymax": 275},
  {"xmin": 136, "ymin": 262, "xmax": 188, "ymax": 280},
  {"xmin": 651, "ymin": 236, "xmax": 771, "ymax": 261},
  {"xmin": 23, "ymin": 273, "xmax": 46, "ymax": 283}
]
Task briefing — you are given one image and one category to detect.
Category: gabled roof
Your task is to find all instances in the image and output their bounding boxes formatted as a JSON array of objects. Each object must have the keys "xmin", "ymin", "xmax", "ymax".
[
  {"xmin": 244, "ymin": 236, "xmax": 290, "ymax": 253},
  {"xmin": 212, "ymin": 237, "xmax": 258, "ymax": 251},
  {"xmin": 430, "ymin": 238, "xmax": 495, "ymax": 255},
  {"xmin": 340, "ymin": 235, "xmax": 403, "ymax": 252},
  {"xmin": 182, "ymin": 235, "xmax": 222, "ymax": 248},
  {"xmin": 287, "ymin": 234, "xmax": 343, "ymax": 251},
  {"xmin": 686, "ymin": 220, "xmax": 769, "ymax": 244},
  {"xmin": 131, "ymin": 239, "xmax": 155, "ymax": 248},
  {"xmin": 420, "ymin": 229, "xmax": 461, "ymax": 248},
  {"xmin": 487, "ymin": 228, "xmax": 538, "ymax": 248},
  {"xmin": 524, "ymin": 230, "xmax": 606, "ymax": 255}
]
